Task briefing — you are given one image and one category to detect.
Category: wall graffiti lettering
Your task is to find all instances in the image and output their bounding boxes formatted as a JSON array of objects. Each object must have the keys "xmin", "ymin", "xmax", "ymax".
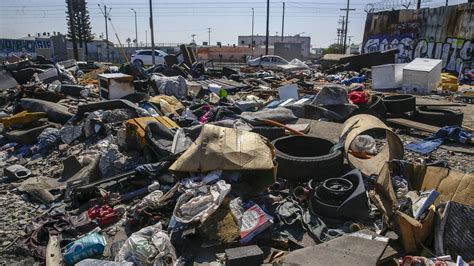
[
  {"xmin": 363, "ymin": 36, "xmax": 473, "ymax": 72},
  {"xmin": 362, "ymin": 3, "xmax": 473, "ymax": 73},
  {"xmin": 0, "ymin": 39, "xmax": 51, "ymax": 53}
]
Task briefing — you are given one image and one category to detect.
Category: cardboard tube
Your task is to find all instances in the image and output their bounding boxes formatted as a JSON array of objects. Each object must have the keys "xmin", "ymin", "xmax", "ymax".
[{"xmin": 341, "ymin": 114, "xmax": 403, "ymax": 176}]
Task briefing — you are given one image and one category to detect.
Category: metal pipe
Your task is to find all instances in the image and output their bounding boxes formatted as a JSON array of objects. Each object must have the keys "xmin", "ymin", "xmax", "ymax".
[
  {"xmin": 265, "ymin": 0, "xmax": 270, "ymax": 55},
  {"xmin": 281, "ymin": 2, "xmax": 285, "ymax": 42},
  {"xmin": 149, "ymin": 0, "xmax": 155, "ymax": 65}
]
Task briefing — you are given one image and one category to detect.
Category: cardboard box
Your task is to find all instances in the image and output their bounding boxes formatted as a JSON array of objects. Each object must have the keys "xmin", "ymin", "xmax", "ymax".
[
  {"xmin": 370, "ymin": 161, "xmax": 473, "ymax": 253},
  {"xmin": 169, "ymin": 124, "xmax": 277, "ymax": 194}
]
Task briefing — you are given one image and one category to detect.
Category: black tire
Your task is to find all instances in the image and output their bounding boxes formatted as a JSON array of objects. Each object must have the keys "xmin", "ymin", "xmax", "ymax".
[
  {"xmin": 413, "ymin": 107, "xmax": 463, "ymax": 127},
  {"xmin": 382, "ymin": 94, "xmax": 416, "ymax": 114},
  {"xmin": 243, "ymin": 78, "xmax": 269, "ymax": 87},
  {"xmin": 369, "ymin": 95, "xmax": 387, "ymax": 118},
  {"xmin": 133, "ymin": 59, "xmax": 144, "ymax": 66},
  {"xmin": 251, "ymin": 126, "xmax": 285, "ymax": 141},
  {"xmin": 316, "ymin": 177, "xmax": 354, "ymax": 205},
  {"xmin": 272, "ymin": 136, "xmax": 343, "ymax": 182}
]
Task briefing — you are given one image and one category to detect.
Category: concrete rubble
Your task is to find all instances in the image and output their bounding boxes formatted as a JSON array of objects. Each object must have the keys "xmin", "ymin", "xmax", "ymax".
[{"xmin": 0, "ymin": 50, "xmax": 473, "ymax": 265}]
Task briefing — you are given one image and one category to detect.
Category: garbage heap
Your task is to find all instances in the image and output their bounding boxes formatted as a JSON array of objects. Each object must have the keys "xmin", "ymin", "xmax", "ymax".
[{"xmin": 0, "ymin": 55, "xmax": 472, "ymax": 266}]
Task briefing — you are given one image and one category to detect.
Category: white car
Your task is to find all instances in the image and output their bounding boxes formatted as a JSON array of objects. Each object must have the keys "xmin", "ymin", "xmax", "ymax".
[
  {"xmin": 131, "ymin": 49, "xmax": 167, "ymax": 66},
  {"xmin": 247, "ymin": 55, "xmax": 289, "ymax": 69}
]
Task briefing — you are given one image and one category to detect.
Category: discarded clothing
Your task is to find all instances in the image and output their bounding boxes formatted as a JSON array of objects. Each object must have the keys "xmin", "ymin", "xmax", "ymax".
[
  {"xmin": 405, "ymin": 126, "xmax": 472, "ymax": 154},
  {"xmin": 275, "ymin": 197, "xmax": 338, "ymax": 243},
  {"xmin": 20, "ymin": 213, "xmax": 87, "ymax": 260},
  {"xmin": 37, "ymin": 127, "xmax": 60, "ymax": 151},
  {"xmin": 348, "ymin": 91, "xmax": 368, "ymax": 104}
]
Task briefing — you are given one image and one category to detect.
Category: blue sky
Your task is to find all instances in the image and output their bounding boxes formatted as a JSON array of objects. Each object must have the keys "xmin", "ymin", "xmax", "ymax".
[{"xmin": 0, "ymin": 0, "xmax": 467, "ymax": 48}]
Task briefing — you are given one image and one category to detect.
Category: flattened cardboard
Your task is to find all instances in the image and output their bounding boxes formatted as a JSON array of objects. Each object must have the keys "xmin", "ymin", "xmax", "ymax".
[
  {"xmin": 169, "ymin": 124, "xmax": 275, "ymax": 172},
  {"xmin": 371, "ymin": 161, "xmax": 474, "ymax": 253}
]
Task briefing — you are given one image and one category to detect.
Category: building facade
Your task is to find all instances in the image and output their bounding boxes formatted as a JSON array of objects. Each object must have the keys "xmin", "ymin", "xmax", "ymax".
[{"xmin": 238, "ymin": 35, "xmax": 311, "ymax": 59}]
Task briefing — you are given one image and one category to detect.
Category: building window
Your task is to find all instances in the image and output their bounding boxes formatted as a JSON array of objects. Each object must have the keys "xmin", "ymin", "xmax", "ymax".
[{"xmin": 241, "ymin": 40, "xmax": 245, "ymax": 45}]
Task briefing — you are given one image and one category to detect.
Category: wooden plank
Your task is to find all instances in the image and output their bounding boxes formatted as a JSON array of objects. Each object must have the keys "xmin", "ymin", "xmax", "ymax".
[
  {"xmin": 386, "ymin": 118, "xmax": 441, "ymax": 133},
  {"xmin": 387, "ymin": 118, "xmax": 473, "ymax": 144},
  {"xmin": 416, "ymin": 103, "xmax": 466, "ymax": 107}
]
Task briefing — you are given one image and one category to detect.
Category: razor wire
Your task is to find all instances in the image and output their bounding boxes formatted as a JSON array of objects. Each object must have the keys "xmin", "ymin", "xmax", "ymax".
[{"xmin": 365, "ymin": 0, "xmax": 432, "ymax": 13}]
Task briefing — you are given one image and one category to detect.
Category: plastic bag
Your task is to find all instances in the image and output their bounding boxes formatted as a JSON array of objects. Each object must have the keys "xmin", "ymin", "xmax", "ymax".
[
  {"xmin": 63, "ymin": 233, "xmax": 107, "ymax": 265},
  {"xmin": 115, "ymin": 223, "xmax": 176, "ymax": 266},
  {"xmin": 173, "ymin": 180, "xmax": 231, "ymax": 224},
  {"xmin": 349, "ymin": 135, "xmax": 377, "ymax": 155}
]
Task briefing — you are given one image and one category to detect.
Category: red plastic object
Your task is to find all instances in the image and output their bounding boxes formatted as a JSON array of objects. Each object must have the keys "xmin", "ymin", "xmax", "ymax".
[{"xmin": 88, "ymin": 204, "xmax": 123, "ymax": 227}]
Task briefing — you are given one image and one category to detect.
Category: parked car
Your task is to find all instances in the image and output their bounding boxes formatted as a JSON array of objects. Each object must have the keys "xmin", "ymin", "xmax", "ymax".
[
  {"xmin": 247, "ymin": 55, "xmax": 289, "ymax": 69},
  {"xmin": 131, "ymin": 49, "xmax": 167, "ymax": 66}
]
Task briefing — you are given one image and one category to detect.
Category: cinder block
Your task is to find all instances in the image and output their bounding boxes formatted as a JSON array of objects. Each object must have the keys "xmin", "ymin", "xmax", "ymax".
[{"xmin": 225, "ymin": 245, "xmax": 264, "ymax": 266}]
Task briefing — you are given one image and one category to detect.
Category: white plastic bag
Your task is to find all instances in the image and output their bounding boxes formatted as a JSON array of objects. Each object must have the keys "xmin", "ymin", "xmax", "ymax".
[
  {"xmin": 173, "ymin": 180, "xmax": 231, "ymax": 224},
  {"xmin": 115, "ymin": 223, "xmax": 176, "ymax": 266}
]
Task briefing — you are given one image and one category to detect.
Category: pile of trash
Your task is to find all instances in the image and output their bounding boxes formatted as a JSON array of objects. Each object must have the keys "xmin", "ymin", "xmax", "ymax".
[{"xmin": 0, "ymin": 52, "xmax": 472, "ymax": 265}]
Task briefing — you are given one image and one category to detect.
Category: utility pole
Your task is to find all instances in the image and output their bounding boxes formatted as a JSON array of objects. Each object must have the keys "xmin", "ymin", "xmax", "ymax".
[
  {"xmin": 145, "ymin": 30, "xmax": 147, "ymax": 47},
  {"xmin": 281, "ymin": 2, "xmax": 285, "ymax": 42},
  {"xmin": 67, "ymin": 0, "xmax": 79, "ymax": 60},
  {"xmin": 341, "ymin": 0, "xmax": 355, "ymax": 55},
  {"xmin": 207, "ymin": 28, "xmax": 211, "ymax": 46},
  {"xmin": 337, "ymin": 15, "xmax": 345, "ymax": 48},
  {"xmin": 348, "ymin": 36, "xmax": 353, "ymax": 45},
  {"xmin": 98, "ymin": 4, "xmax": 111, "ymax": 61},
  {"xmin": 149, "ymin": 0, "xmax": 156, "ymax": 65},
  {"xmin": 337, "ymin": 29, "xmax": 341, "ymax": 47},
  {"xmin": 131, "ymin": 8, "xmax": 138, "ymax": 49},
  {"xmin": 340, "ymin": 16, "xmax": 345, "ymax": 51},
  {"xmin": 251, "ymin": 8, "xmax": 255, "ymax": 48},
  {"xmin": 265, "ymin": 0, "xmax": 270, "ymax": 55},
  {"xmin": 191, "ymin": 34, "xmax": 196, "ymax": 44}
]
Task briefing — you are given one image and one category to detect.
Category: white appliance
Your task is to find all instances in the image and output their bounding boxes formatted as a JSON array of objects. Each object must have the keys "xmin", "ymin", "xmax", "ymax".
[
  {"xmin": 402, "ymin": 58, "xmax": 442, "ymax": 94},
  {"xmin": 372, "ymin": 63, "xmax": 406, "ymax": 90},
  {"xmin": 98, "ymin": 73, "xmax": 135, "ymax": 100}
]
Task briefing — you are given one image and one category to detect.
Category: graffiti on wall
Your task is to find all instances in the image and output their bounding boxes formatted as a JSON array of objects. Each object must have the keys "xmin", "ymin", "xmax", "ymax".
[
  {"xmin": 0, "ymin": 38, "xmax": 52, "ymax": 60},
  {"xmin": 362, "ymin": 3, "xmax": 473, "ymax": 72},
  {"xmin": 0, "ymin": 39, "xmax": 51, "ymax": 52},
  {"xmin": 363, "ymin": 36, "xmax": 473, "ymax": 72}
]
